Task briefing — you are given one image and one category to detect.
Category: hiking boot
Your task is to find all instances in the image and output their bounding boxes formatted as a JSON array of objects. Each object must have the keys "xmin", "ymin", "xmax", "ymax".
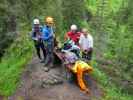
[
  {"xmin": 43, "ymin": 56, "xmax": 50, "ymax": 66},
  {"xmin": 44, "ymin": 63, "xmax": 48, "ymax": 67},
  {"xmin": 40, "ymin": 59, "xmax": 45, "ymax": 63}
]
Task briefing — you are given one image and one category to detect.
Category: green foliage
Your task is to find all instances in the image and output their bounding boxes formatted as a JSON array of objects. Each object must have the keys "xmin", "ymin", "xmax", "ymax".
[
  {"xmin": 0, "ymin": 29, "xmax": 33, "ymax": 96},
  {"xmin": 0, "ymin": 0, "xmax": 133, "ymax": 98},
  {"xmin": 92, "ymin": 61, "xmax": 133, "ymax": 100},
  {"xmin": 0, "ymin": 0, "xmax": 20, "ymax": 57},
  {"xmin": 62, "ymin": 0, "xmax": 86, "ymax": 29},
  {"xmin": 86, "ymin": 0, "xmax": 133, "ymax": 98},
  {"xmin": 0, "ymin": 0, "xmax": 64, "ymax": 58},
  {"xmin": 87, "ymin": 0, "xmax": 133, "ymax": 82}
]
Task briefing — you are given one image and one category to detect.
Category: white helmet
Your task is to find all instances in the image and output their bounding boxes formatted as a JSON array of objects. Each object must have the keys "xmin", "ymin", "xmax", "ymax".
[
  {"xmin": 33, "ymin": 19, "xmax": 40, "ymax": 24},
  {"xmin": 70, "ymin": 24, "xmax": 77, "ymax": 31}
]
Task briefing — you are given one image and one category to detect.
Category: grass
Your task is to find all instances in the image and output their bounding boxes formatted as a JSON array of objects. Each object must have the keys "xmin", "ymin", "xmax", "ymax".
[
  {"xmin": 91, "ymin": 60, "xmax": 133, "ymax": 100},
  {"xmin": 0, "ymin": 29, "xmax": 33, "ymax": 96},
  {"xmin": 85, "ymin": 1, "xmax": 133, "ymax": 99}
]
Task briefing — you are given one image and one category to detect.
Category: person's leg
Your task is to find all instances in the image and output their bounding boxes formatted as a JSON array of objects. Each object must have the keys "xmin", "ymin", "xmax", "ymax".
[
  {"xmin": 48, "ymin": 39, "xmax": 54, "ymax": 66},
  {"xmin": 76, "ymin": 50, "xmax": 81, "ymax": 58},
  {"xmin": 87, "ymin": 50, "xmax": 92, "ymax": 61},
  {"xmin": 82, "ymin": 52, "xmax": 87, "ymax": 61},
  {"xmin": 40, "ymin": 42, "xmax": 46, "ymax": 60},
  {"xmin": 35, "ymin": 42, "xmax": 41, "ymax": 59},
  {"xmin": 44, "ymin": 38, "xmax": 54, "ymax": 67},
  {"xmin": 44, "ymin": 42, "xmax": 49, "ymax": 66},
  {"xmin": 77, "ymin": 66, "xmax": 90, "ymax": 93}
]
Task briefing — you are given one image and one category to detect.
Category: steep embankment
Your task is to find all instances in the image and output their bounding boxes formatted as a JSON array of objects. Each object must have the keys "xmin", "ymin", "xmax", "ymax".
[{"xmin": 0, "ymin": 28, "xmax": 33, "ymax": 96}]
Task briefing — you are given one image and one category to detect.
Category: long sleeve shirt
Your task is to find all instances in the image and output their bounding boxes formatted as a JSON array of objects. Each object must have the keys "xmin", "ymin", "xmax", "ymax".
[
  {"xmin": 79, "ymin": 34, "xmax": 93, "ymax": 51},
  {"xmin": 31, "ymin": 25, "xmax": 43, "ymax": 41},
  {"xmin": 66, "ymin": 31, "xmax": 81, "ymax": 44}
]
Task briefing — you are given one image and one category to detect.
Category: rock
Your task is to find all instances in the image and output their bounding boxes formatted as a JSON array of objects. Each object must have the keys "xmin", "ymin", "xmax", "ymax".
[
  {"xmin": 48, "ymin": 79, "xmax": 55, "ymax": 85},
  {"xmin": 41, "ymin": 82, "xmax": 49, "ymax": 88},
  {"xmin": 43, "ymin": 67, "xmax": 49, "ymax": 72},
  {"xmin": 41, "ymin": 73, "xmax": 64, "ymax": 89},
  {"xmin": 50, "ymin": 74, "xmax": 63, "ymax": 80},
  {"xmin": 58, "ymin": 79, "xmax": 63, "ymax": 84},
  {"xmin": 53, "ymin": 79, "xmax": 58, "ymax": 83},
  {"xmin": 43, "ymin": 78, "xmax": 54, "ymax": 85},
  {"xmin": 52, "ymin": 76, "xmax": 63, "ymax": 85},
  {"xmin": 41, "ymin": 79, "xmax": 51, "ymax": 88}
]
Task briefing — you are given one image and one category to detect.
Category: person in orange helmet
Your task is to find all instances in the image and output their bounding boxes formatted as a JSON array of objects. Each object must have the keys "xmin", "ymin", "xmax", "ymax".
[{"xmin": 42, "ymin": 16, "xmax": 55, "ymax": 68}]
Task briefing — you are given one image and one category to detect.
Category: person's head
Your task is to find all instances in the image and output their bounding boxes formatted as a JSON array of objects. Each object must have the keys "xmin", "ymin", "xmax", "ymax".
[
  {"xmin": 70, "ymin": 24, "xmax": 77, "ymax": 33},
  {"xmin": 33, "ymin": 19, "xmax": 40, "ymax": 25},
  {"xmin": 45, "ymin": 16, "xmax": 54, "ymax": 27},
  {"xmin": 33, "ymin": 19, "xmax": 40, "ymax": 32},
  {"xmin": 82, "ymin": 28, "xmax": 89, "ymax": 36}
]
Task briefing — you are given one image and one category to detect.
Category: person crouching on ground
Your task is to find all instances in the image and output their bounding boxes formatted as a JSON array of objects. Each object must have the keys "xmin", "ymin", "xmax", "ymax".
[
  {"xmin": 79, "ymin": 28, "xmax": 93, "ymax": 61},
  {"xmin": 42, "ymin": 16, "xmax": 55, "ymax": 68},
  {"xmin": 31, "ymin": 18, "xmax": 46, "ymax": 62}
]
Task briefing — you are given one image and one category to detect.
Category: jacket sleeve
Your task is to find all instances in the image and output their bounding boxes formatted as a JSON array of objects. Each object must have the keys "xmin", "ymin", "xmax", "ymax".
[
  {"xmin": 79, "ymin": 35, "xmax": 83, "ymax": 46},
  {"xmin": 31, "ymin": 31, "xmax": 38, "ymax": 41}
]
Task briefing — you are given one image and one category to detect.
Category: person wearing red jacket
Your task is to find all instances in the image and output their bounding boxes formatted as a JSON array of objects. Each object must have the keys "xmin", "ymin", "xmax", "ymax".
[{"xmin": 65, "ymin": 24, "xmax": 81, "ymax": 45}]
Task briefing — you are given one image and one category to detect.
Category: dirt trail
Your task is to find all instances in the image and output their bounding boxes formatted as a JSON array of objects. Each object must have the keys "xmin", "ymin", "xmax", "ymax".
[{"xmin": 8, "ymin": 57, "xmax": 103, "ymax": 100}]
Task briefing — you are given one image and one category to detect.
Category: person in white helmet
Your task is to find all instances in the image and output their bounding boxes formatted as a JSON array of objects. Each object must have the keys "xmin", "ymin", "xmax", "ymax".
[
  {"xmin": 31, "ymin": 18, "xmax": 46, "ymax": 62},
  {"xmin": 65, "ymin": 24, "xmax": 81, "ymax": 45}
]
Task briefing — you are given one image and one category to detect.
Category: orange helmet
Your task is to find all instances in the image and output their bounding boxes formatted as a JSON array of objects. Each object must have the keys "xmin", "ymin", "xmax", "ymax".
[{"xmin": 45, "ymin": 16, "xmax": 54, "ymax": 24}]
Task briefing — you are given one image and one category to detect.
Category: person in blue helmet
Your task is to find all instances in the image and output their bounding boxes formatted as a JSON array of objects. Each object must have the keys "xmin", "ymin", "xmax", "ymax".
[
  {"xmin": 42, "ymin": 16, "xmax": 55, "ymax": 67},
  {"xmin": 31, "ymin": 18, "xmax": 46, "ymax": 62}
]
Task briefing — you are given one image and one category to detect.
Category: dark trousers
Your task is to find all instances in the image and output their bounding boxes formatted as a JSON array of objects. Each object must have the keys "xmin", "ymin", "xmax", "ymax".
[
  {"xmin": 44, "ymin": 38, "xmax": 54, "ymax": 65},
  {"xmin": 34, "ymin": 41, "xmax": 46, "ymax": 60},
  {"xmin": 82, "ymin": 50, "xmax": 93, "ymax": 61}
]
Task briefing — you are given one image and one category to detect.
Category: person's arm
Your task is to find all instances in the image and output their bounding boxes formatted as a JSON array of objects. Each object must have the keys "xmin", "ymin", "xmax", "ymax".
[
  {"xmin": 42, "ymin": 29, "xmax": 49, "ymax": 40},
  {"xmin": 89, "ymin": 36, "xmax": 93, "ymax": 48},
  {"xmin": 31, "ymin": 31, "xmax": 38, "ymax": 41},
  {"xmin": 79, "ymin": 35, "xmax": 83, "ymax": 50},
  {"xmin": 87, "ymin": 35, "xmax": 93, "ymax": 52},
  {"xmin": 79, "ymin": 35, "xmax": 82, "ymax": 46}
]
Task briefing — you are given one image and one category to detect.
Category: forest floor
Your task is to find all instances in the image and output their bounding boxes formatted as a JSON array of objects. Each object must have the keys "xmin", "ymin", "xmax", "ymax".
[{"xmin": 8, "ymin": 56, "xmax": 103, "ymax": 100}]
